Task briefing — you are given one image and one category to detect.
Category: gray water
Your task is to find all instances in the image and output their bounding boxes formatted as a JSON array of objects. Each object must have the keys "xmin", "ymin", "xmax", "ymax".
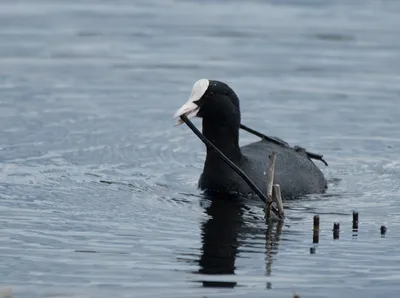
[{"xmin": 0, "ymin": 0, "xmax": 399, "ymax": 297}]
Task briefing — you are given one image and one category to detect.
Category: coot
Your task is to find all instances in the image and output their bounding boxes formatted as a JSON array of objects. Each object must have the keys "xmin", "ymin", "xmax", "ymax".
[{"xmin": 173, "ymin": 79, "xmax": 327, "ymax": 199}]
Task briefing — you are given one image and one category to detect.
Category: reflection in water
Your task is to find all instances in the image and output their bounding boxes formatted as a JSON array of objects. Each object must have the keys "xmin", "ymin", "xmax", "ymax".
[
  {"xmin": 196, "ymin": 195, "xmax": 283, "ymax": 289},
  {"xmin": 265, "ymin": 218, "xmax": 284, "ymax": 289},
  {"xmin": 198, "ymin": 195, "xmax": 243, "ymax": 288}
]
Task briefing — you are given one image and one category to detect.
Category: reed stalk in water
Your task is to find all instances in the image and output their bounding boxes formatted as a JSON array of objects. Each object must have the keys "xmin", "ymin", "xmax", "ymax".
[
  {"xmin": 266, "ymin": 152, "xmax": 277, "ymax": 218},
  {"xmin": 273, "ymin": 184, "xmax": 284, "ymax": 217}
]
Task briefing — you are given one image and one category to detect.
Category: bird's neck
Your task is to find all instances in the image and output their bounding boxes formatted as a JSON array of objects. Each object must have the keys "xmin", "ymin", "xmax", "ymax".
[{"xmin": 202, "ymin": 120, "xmax": 242, "ymax": 163}]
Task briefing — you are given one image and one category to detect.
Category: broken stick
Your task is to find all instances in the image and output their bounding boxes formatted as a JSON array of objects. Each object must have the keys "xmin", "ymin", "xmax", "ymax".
[
  {"xmin": 266, "ymin": 152, "xmax": 277, "ymax": 217},
  {"xmin": 273, "ymin": 184, "xmax": 284, "ymax": 217}
]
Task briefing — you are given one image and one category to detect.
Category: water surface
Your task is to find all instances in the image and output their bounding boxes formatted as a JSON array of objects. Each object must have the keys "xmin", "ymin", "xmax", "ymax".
[{"xmin": 0, "ymin": 1, "xmax": 399, "ymax": 297}]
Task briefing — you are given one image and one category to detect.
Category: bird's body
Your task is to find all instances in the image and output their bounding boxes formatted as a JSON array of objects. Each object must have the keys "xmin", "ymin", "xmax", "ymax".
[
  {"xmin": 199, "ymin": 139, "xmax": 327, "ymax": 199},
  {"xmin": 173, "ymin": 79, "xmax": 328, "ymax": 199}
]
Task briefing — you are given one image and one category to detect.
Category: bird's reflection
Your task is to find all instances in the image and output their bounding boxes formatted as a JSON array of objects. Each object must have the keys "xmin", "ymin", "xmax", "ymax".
[
  {"xmin": 198, "ymin": 195, "xmax": 243, "ymax": 288},
  {"xmin": 196, "ymin": 194, "xmax": 283, "ymax": 289}
]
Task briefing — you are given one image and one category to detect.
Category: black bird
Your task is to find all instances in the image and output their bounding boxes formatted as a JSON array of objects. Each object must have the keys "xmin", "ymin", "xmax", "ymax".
[{"xmin": 173, "ymin": 79, "xmax": 327, "ymax": 199}]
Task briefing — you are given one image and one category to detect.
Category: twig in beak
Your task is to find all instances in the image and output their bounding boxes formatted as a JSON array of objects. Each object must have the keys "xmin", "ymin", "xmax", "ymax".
[{"xmin": 180, "ymin": 114, "xmax": 283, "ymax": 220}]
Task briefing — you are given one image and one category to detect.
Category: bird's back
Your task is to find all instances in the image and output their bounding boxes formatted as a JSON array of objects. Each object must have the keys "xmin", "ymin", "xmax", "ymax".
[
  {"xmin": 240, "ymin": 140, "xmax": 327, "ymax": 198},
  {"xmin": 199, "ymin": 139, "xmax": 327, "ymax": 199}
]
